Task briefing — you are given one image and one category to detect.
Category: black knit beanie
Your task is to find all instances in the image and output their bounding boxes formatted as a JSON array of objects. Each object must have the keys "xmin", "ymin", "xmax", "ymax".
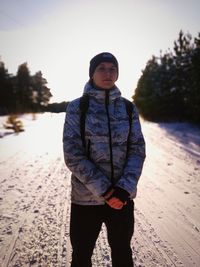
[{"xmin": 89, "ymin": 52, "xmax": 118, "ymax": 78}]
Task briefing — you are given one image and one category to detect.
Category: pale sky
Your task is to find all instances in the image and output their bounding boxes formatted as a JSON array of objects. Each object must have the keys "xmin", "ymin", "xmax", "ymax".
[{"xmin": 0, "ymin": 0, "xmax": 200, "ymax": 102}]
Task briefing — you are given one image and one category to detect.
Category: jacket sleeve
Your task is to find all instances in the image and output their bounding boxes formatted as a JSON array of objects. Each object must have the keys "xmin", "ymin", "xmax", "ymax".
[
  {"xmin": 63, "ymin": 99, "xmax": 111, "ymax": 197},
  {"xmin": 116, "ymin": 104, "xmax": 146, "ymax": 195}
]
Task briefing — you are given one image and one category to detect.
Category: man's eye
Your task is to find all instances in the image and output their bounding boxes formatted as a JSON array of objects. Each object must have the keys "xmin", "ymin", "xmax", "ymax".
[
  {"xmin": 98, "ymin": 67, "xmax": 105, "ymax": 72},
  {"xmin": 110, "ymin": 68, "xmax": 116, "ymax": 72}
]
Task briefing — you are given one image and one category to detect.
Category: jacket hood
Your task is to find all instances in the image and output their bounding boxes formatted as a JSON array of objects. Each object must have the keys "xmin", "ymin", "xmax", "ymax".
[{"xmin": 83, "ymin": 81, "xmax": 121, "ymax": 103}]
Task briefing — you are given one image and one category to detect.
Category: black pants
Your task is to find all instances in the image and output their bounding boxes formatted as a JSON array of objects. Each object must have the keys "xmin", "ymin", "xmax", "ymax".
[{"xmin": 70, "ymin": 200, "xmax": 134, "ymax": 267}]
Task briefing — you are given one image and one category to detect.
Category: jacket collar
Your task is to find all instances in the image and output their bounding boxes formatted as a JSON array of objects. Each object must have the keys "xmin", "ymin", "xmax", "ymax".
[{"xmin": 83, "ymin": 81, "xmax": 121, "ymax": 103}]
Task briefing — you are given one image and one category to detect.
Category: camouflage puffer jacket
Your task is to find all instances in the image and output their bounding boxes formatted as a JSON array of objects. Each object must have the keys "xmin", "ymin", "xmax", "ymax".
[{"xmin": 63, "ymin": 82, "xmax": 146, "ymax": 205}]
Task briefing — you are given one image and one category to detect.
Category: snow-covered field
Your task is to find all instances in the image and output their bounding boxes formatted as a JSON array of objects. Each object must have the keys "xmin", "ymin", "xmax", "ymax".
[{"xmin": 0, "ymin": 113, "xmax": 200, "ymax": 267}]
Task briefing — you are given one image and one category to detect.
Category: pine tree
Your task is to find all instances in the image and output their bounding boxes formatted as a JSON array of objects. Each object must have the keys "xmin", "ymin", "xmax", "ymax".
[
  {"xmin": 16, "ymin": 62, "xmax": 32, "ymax": 112},
  {"xmin": 0, "ymin": 60, "xmax": 14, "ymax": 114},
  {"xmin": 31, "ymin": 71, "xmax": 52, "ymax": 109},
  {"xmin": 188, "ymin": 33, "xmax": 200, "ymax": 123},
  {"xmin": 133, "ymin": 31, "xmax": 200, "ymax": 124}
]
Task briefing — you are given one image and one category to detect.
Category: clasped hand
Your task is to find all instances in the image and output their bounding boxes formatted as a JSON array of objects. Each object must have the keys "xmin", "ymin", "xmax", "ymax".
[{"xmin": 104, "ymin": 188, "xmax": 127, "ymax": 210}]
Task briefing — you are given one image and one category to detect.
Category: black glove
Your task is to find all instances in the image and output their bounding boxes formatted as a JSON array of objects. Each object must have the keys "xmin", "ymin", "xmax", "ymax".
[{"xmin": 107, "ymin": 187, "xmax": 130, "ymax": 203}]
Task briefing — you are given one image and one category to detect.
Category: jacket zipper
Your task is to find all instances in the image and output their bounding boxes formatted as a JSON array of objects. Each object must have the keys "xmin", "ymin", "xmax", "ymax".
[{"xmin": 105, "ymin": 91, "xmax": 114, "ymax": 185}]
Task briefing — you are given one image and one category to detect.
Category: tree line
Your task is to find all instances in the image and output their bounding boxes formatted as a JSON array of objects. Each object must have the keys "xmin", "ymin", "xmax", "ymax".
[
  {"xmin": 0, "ymin": 61, "xmax": 68, "ymax": 115},
  {"xmin": 133, "ymin": 31, "xmax": 200, "ymax": 125},
  {"xmin": 1, "ymin": 31, "xmax": 200, "ymax": 124}
]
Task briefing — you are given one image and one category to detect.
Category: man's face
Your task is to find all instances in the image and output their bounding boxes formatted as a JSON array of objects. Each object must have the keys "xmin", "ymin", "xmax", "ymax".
[{"xmin": 92, "ymin": 62, "xmax": 118, "ymax": 89}]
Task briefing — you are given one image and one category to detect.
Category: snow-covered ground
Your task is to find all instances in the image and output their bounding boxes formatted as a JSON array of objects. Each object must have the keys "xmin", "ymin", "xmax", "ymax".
[{"xmin": 0, "ymin": 113, "xmax": 200, "ymax": 267}]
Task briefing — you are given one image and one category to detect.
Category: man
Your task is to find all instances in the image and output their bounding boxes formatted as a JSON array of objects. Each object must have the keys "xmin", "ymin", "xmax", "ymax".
[{"xmin": 63, "ymin": 52, "xmax": 146, "ymax": 267}]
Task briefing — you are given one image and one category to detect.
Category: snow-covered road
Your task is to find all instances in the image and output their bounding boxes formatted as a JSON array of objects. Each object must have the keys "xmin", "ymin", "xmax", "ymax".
[{"xmin": 0, "ymin": 113, "xmax": 200, "ymax": 266}]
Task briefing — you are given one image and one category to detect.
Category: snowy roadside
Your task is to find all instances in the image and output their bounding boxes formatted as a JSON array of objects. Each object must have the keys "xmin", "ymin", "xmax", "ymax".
[
  {"xmin": 0, "ymin": 114, "xmax": 200, "ymax": 266},
  {"xmin": 134, "ymin": 121, "xmax": 200, "ymax": 266}
]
